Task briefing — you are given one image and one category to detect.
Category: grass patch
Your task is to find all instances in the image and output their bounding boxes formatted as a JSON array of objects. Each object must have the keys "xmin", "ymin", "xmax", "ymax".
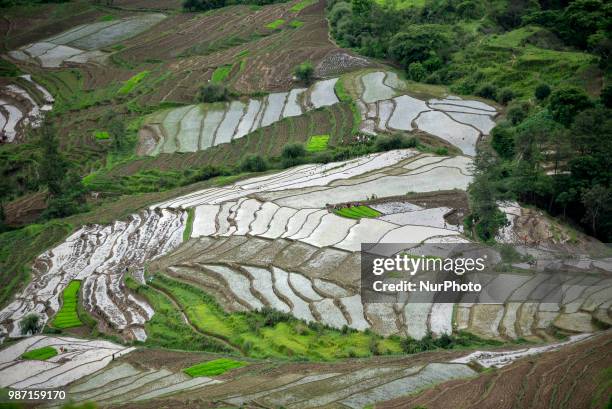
[
  {"xmin": 306, "ymin": 134, "xmax": 330, "ymax": 152},
  {"xmin": 94, "ymin": 131, "xmax": 110, "ymax": 140},
  {"xmin": 289, "ymin": 20, "xmax": 304, "ymax": 28},
  {"xmin": 0, "ymin": 221, "xmax": 73, "ymax": 310},
  {"xmin": 334, "ymin": 205, "xmax": 381, "ymax": 219},
  {"xmin": 100, "ymin": 14, "xmax": 116, "ymax": 21},
  {"xmin": 290, "ymin": 0, "xmax": 316, "ymax": 12},
  {"xmin": 184, "ymin": 358, "xmax": 247, "ymax": 377},
  {"xmin": 118, "ymin": 71, "xmax": 150, "ymax": 95},
  {"xmin": 183, "ymin": 208, "xmax": 195, "ymax": 242},
  {"xmin": 51, "ymin": 280, "xmax": 83, "ymax": 329},
  {"xmin": 265, "ymin": 19, "xmax": 285, "ymax": 30},
  {"xmin": 21, "ymin": 346, "xmax": 57, "ymax": 360},
  {"xmin": 125, "ymin": 276, "xmax": 232, "ymax": 352},
  {"xmin": 150, "ymin": 274, "xmax": 401, "ymax": 360},
  {"xmin": 234, "ymin": 49, "xmax": 249, "ymax": 58},
  {"xmin": 211, "ymin": 64, "xmax": 233, "ymax": 83}
]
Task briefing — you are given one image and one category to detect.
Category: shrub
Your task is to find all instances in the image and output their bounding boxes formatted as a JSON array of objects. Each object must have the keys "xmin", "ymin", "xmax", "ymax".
[
  {"xmin": 497, "ymin": 87, "xmax": 515, "ymax": 105},
  {"xmin": 281, "ymin": 143, "xmax": 306, "ymax": 167},
  {"xmin": 535, "ymin": 83, "xmax": 551, "ymax": 100},
  {"xmin": 507, "ymin": 105, "xmax": 527, "ymax": 125},
  {"xmin": 476, "ymin": 83, "xmax": 498, "ymax": 100},
  {"xmin": 407, "ymin": 62, "xmax": 427, "ymax": 82},
  {"xmin": 240, "ymin": 155, "xmax": 268, "ymax": 172},
  {"xmin": 20, "ymin": 313, "xmax": 41, "ymax": 335},
  {"xmin": 294, "ymin": 61, "xmax": 314, "ymax": 84},
  {"xmin": 374, "ymin": 133, "xmax": 417, "ymax": 151},
  {"xmin": 282, "ymin": 143, "xmax": 306, "ymax": 159},
  {"xmin": 197, "ymin": 83, "xmax": 228, "ymax": 103}
]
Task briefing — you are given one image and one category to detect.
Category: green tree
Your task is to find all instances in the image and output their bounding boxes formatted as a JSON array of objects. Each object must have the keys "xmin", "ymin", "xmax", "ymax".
[
  {"xmin": 476, "ymin": 83, "xmax": 498, "ymax": 100},
  {"xmin": 549, "ymin": 86, "xmax": 593, "ymax": 126},
  {"xmin": 294, "ymin": 61, "xmax": 314, "ymax": 84},
  {"xmin": 39, "ymin": 124, "xmax": 68, "ymax": 196},
  {"xmin": 388, "ymin": 25, "xmax": 451, "ymax": 68},
  {"xmin": 581, "ymin": 184, "xmax": 612, "ymax": 237},
  {"xmin": 407, "ymin": 62, "xmax": 427, "ymax": 81},
  {"xmin": 600, "ymin": 84, "xmax": 612, "ymax": 108},
  {"xmin": 490, "ymin": 124, "xmax": 515, "ymax": 159},
  {"xmin": 197, "ymin": 83, "xmax": 228, "ymax": 103}
]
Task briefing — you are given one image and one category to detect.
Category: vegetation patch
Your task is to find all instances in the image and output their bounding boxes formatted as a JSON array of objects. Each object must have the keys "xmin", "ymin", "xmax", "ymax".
[
  {"xmin": 306, "ymin": 134, "xmax": 330, "ymax": 152},
  {"xmin": 211, "ymin": 65, "xmax": 233, "ymax": 83},
  {"xmin": 374, "ymin": 0, "xmax": 425, "ymax": 9},
  {"xmin": 289, "ymin": 20, "xmax": 304, "ymax": 28},
  {"xmin": 94, "ymin": 131, "xmax": 110, "ymax": 140},
  {"xmin": 183, "ymin": 208, "xmax": 194, "ymax": 242},
  {"xmin": 149, "ymin": 274, "xmax": 403, "ymax": 360},
  {"xmin": 334, "ymin": 205, "xmax": 381, "ymax": 219},
  {"xmin": 290, "ymin": 0, "xmax": 316, "ymax": 12},
  {"xmin": 21, "ymin": 346, "xmax": 58, "ymax": 361},
  {"xmin": 126, "ymin": 276, "xmax": 232, "ymax": 352},
  {"xmin": 0, "ymin": 222, "xmax": 73, "ymax": 310},
  {"xmin": 118, "ymin": 71, "xmax": 150, "ymax": 95},
  {"xmin": 51, "ymin": 280, "xmax": 83, "ymax": 329},
  {"xmin": 265, "ymin": 19, "xmax": 285, "ymax": 30},
  {"xmin": 184, "ymin": 358, "xmax": 247, "ymax": 377}
]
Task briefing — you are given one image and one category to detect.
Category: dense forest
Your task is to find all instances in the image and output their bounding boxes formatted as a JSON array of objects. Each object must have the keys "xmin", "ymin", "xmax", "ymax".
[{"xmin": 327, "ymin": 0, "xmax": 611, "ymax": 241}]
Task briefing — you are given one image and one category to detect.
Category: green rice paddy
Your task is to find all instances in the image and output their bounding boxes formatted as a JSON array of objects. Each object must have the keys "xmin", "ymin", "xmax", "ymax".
[
  {"xmin": 265, "ymin": 19, "xmax": 285, "ymax": 30},
  {"xmin": 334, "ymin": 205, "xmax": 381, "ymax": 219},
  {"xmin": 183, "ymin": 358, "xmax": 247, "ymax": 377},
  {"xmin": 306, "ymin": 134, "xmax": 330, "ymax": 152},
  {"xmin": 21, "ymin": 346, "xmax": 58, "ymax": 360},
  {"xmin": 51, "ymin": 280, "xmax": 83, "ymax": 329},
  {"xmin": 118, "ymin": 71, "xmax": 149, "ymax": 95},
  {"xmin": 290, "ymin": 0, "xmax": 316, "ymax": 12},
  {"xmin": 211, "ymin": 65, "xmax": 232, "ymax": 83}
]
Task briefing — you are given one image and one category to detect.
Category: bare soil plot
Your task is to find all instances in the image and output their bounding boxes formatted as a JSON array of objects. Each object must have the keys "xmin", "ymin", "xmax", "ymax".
[{"xmin": 379, "ymin": 332, "xmax": 611, "ymax": 409}]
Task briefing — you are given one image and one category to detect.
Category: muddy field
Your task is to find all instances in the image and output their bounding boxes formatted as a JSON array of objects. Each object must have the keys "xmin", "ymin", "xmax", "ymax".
[{"xmin": 378, "ymin": 332, "xmax": 612, "ymax": 409}]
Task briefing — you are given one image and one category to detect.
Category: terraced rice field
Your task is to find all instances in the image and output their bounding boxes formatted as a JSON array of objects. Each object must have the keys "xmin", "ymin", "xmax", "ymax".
[
  {"xmin": 3, "ymin": 145, "xmax": 611, "ymax": 344},
  {"xmin": 0, "ymin": 335, "xmax": 134, "ymax": 389},
  {"xmin": 140, "ymin": 78, "xmax": 339, "ymax": 155},
  {"xmin": 51, "ymin": 280, "xmax": 82, "ymax": 329},
  {"xmin": 340, "ymin": 70, "xmax": 498, "ymax": 155},
  {"xmin": 139, "ymin": 70, "xmax": 496, "ymax": 157},
  {"xmin": 54, "ymin": 332, "xmax": 603, "ymax": 408},
  {"xmin": 7, "ymin": 14, "xmax": 166, "ymax": 68},
  {"xmin": 0, "ymin": 209, "xmax": 186, "ymax": 341},
  {"xmin": 379, "ymin": 333, "xmax": 611, "ymax": 409},
  {"xmin": 0, "ymin": 75, "xmax": 54, "ymax": 143}
]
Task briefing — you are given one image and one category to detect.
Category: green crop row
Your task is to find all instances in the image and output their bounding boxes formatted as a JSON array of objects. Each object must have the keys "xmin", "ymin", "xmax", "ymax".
[
  {"xmin": 334, "ymin": 205, "xmax": 382, "ymax": 219},
  {"xmin": 51, "ymin": 280, "xmax": 83, "ymax": 329},
  {"xmin": 184, "ymin": 358, "xmax": 247, "ymax": 377}
]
